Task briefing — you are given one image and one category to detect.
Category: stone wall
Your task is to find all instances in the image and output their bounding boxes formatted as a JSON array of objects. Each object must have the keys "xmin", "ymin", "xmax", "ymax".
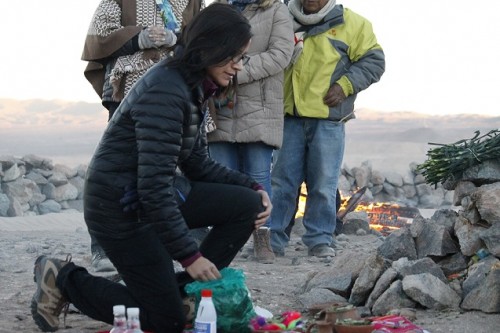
[
  {"xmin": 0, "ymin": 154, "xmax": 454, "ymax": 217},
  {"xmin": 338, "ymin": 160, "xmax": 454, "ymax": 208},
  {"xmin": 297, "ymin": 158, "xmax": 500, "ymax": 314},
  {"xmin": 0, "ymin": 155, "xmax": 84, "ymax": 217}
]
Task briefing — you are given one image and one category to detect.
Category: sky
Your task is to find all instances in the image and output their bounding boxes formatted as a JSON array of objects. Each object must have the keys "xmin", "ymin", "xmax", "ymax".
[{"xmin": 0, "ymin": 0, "xmax": 499, "ymax": 117}]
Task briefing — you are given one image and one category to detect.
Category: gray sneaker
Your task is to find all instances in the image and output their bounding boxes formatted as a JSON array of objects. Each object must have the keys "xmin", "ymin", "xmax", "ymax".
[
  {"xmin": 308, "ymin": 244, "xmax": 336, "ymax": 258},
  {"xmin": 91, "ymin": 251, "xmax": 116, "ymax": 273},
  {"xmin": 31, "ymin": 254, "xmax": 72, "ymax": 332}
]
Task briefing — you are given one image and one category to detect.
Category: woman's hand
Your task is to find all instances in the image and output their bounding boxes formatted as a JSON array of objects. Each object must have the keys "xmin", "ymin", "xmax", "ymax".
[
  {"xmin": 255, "ymin": 190, "xmax": 272, "ymax": 229},
  {"xmin": 186, "ymin": 256, "xmax": 221, "ymax": 282}
]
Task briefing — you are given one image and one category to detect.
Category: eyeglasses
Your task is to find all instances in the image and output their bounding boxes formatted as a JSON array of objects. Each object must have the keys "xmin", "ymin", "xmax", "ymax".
[{"xmin": 230, "ymin": 53, "xmax": 250, "ymax": 65}]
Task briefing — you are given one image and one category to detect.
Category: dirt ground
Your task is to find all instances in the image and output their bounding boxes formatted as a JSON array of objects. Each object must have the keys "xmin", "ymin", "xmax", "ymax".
[{"xmin": 0, "ymin": 214, "xmax": 499, "ymax": 333}]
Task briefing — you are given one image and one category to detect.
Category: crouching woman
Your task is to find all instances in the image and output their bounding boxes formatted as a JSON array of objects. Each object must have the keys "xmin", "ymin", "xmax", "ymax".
[{"xmin": 30, "ymin": 4, "xmax": 271, "ymax": 333}]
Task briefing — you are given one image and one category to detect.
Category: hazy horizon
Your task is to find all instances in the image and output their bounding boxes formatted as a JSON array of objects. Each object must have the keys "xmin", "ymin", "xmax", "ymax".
[{"xmin": 1, "ymin": 98, "xmax": 497, "ymax": 173}]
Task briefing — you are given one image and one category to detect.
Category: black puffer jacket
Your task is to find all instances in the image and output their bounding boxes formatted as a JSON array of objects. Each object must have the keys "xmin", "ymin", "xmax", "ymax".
[{"xmin": 84, "ymin": 58, "xmax": 259, "ymax": 262}]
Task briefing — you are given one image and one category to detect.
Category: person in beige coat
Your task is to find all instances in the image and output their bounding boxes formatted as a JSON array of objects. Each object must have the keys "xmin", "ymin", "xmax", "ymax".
[{"xmin": 208, "ymin": 0, "xmax": 293, "ymax": 263}]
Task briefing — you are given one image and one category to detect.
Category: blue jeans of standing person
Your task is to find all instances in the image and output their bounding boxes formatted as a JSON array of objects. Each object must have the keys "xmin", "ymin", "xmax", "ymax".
[
  {"xmin": 270, "ymin": 116, "xmax": 345, "ymax": 254},
  {"xmin": 209, "ymin": 141, "xmax": 274, "ymax": 200}
]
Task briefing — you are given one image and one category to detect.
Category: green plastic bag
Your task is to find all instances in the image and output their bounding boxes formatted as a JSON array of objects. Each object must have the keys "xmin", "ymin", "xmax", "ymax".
[{"xmin": 185, "ymin": 267, "xmax": 256, "ymax": 333}]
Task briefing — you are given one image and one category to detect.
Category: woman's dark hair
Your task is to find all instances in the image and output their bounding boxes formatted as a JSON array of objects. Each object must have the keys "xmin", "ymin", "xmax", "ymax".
[{"xmin": 169, "ymin": 3, "xmax": 252, "ymax": 87}]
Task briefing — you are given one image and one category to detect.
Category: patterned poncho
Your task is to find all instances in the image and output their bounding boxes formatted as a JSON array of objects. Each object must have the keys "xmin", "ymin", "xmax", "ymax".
[{"xmin": 82, "ymin": 0, "xmax": 203, "ymax": 101}]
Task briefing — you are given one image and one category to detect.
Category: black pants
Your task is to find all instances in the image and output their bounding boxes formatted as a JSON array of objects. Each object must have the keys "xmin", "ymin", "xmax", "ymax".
[{"xmin": 57, "ymin": 182, "xmax": 261, "ymax": 333}]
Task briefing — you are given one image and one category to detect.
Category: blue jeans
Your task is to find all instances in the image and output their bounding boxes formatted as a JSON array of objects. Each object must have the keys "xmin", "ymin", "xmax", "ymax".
[
  {"xmin": 270, "ymin": 117, "xmax": 345, "ymax": 253},
  {"xmin": 208, "ymin": 142, "xmax": 274, "ymax": 198}
]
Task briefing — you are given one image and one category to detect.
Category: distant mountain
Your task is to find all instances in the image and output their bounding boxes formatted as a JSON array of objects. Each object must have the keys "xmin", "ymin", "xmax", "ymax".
[
  {"xmin": 342, "ymin": 108, "xmax": 499, "ymax": 172},
  {"xmin": 0, "ymin": 98, "xmax": 107, "ymax": 130},
  {"xmin": 348, "ymin": 108, "xmax": 498, "ymax": 144},
  {"xmin": 0, "ymin": 99, "xmax": 498, "ymax": 170},
  {"xmin": 0, "ymin": 99, "xmax": 108, "ymax": 167}
]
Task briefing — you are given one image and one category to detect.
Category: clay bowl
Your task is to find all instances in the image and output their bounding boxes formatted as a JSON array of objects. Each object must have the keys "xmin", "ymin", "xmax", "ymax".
[
  {"xmin": 333, "ymin": 323, "xmax": 374, "ymax": 333},
  {"xmin": 317, "ymin": 307, "xmax": 359, "ymax": 325},
  {"xmin": 252, "ymin": 330, "xmax": 299, "ymax": 333},
  {"xmin": 305, "ymin": 319, "xmax": 334, "ymax": 333},
  {"xmin": 333, "ymin": 318, "xmax": 373, "ymax": 333}
]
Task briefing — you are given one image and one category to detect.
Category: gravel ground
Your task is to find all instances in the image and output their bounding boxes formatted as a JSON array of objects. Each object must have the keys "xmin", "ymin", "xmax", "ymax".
[{"xmin": 0, "ymin": 214, "xmax": 499, "ymax": 333}]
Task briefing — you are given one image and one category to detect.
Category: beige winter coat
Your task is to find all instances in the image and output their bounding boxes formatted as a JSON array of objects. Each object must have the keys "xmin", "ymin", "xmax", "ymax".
[{"xmin": 207, "ymin": 0, "xmax": 294, "ymax": 149}]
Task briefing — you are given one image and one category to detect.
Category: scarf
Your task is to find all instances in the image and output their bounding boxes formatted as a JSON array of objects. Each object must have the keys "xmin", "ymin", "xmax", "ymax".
[
  {"xmin": 287, "ymin": 0, "xmax": 336, "ymax": 64},
  {"xmin": 288, "ymin": 0, "xmax": 337, "ymax": 31},
  {"xmin": 202, "ymin": 79, "xmax": 219, "ymax": 133},
  {"xmin": 228, "ymin": 0, "xmax": 260, "ymax": 12}
]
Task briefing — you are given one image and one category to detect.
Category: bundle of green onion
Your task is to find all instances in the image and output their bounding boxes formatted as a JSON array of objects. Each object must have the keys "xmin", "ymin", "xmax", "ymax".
[{"xmin": 417, "ymin": 129, "xmax": 500, "ymax": 186}]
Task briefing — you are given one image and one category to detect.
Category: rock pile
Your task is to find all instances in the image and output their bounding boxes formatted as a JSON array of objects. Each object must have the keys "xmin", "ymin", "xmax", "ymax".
[
  {"xmin": 297, "ymin": 158, "xmax": 500, "ymax": 315},
  {"xmin": 1, "ymin": 153, "xmax": 498, "ymax": 319},
  {"xmin": 0, "ymin": 155, "xmax": 85, "ymax": 217},
  {"xmin": 0, "ymin": 154, "xmax": 454, "ymax": 217}
]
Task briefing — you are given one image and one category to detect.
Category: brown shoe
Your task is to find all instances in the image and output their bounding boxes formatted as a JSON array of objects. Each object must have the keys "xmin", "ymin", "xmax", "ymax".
[
  {"xmin": 253, "ymin": 227, "xmax": 275, "ymax": 264},
  {"xmin": 31, "ymin": 254, "xmax": 72, "ymax": 332}
]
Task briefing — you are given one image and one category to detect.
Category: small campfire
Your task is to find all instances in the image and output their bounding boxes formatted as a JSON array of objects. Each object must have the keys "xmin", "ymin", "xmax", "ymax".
[
  {"xmin": 343, "ymin": 201, "xmax": 420, "ymax": 233},
  {"xmin": 338, "ymin": 187, "xmax": 420, "ymax": 234},
  {"xmin": 297, "ymin": 186, "xmax": 420, "ymax": 235}
]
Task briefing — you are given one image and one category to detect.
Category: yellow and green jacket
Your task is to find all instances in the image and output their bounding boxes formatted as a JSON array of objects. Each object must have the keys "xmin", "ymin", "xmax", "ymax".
[{"xmin": 285, "ymin": 5, "xmax": 385, "ymax": 121}]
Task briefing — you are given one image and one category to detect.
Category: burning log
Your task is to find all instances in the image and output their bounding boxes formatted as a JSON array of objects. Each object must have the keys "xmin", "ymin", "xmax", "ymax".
[
  {"xmin": 337, "ymin": 186, "xmax": 367, "ymax": 220},
  {"xmin": 338, "ymin": 187, "xmax": 420, "ymax": 234},
  {"xmin": 368, "ymin": 205, "xmax": 420, "ymax": 226},
  {"xmin": 367, "ymin": 204, "xmax": 420, "ymax": 234},
  {"xmin": 299, "ymin": 185, "xmax": 421, "ymax": 235}
]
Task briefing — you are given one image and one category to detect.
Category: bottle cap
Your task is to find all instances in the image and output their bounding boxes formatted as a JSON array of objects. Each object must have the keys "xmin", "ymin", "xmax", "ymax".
[
  {"xmin": 113, "ymin": 305, "xmax": 126, "ymax": 315},
  {"xmin": 201, "ymin": 289, "xmax": 212, "ymax": 297},
  {"xmin": 127, "ymin": 307, "xmax": 140, "ymax": 317}
]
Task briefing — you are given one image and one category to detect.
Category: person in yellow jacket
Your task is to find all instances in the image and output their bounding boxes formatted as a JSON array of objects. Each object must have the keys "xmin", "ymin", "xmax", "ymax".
[{"xmin": 270, "ymin": 0, "xmax": 385, "ymax": 257}]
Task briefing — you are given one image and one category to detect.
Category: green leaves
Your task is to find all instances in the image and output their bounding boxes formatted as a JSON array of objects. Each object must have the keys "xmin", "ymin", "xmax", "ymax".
[{"xmin": 417, "ymin": 129, "xmax": 500, "ymax": 186}]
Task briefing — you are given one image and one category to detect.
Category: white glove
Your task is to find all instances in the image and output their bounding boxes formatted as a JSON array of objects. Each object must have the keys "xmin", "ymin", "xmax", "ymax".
[
  {"xmin": 138, "ymin": 29, "xmax": 154, "ymax": 49},
  {"xmin": 162, "ymin": 29, "xmax": 177, "ymax": 47},
  {"xmin": 139, "ymin": 26, "xmax": 177, "ymax": 49}
]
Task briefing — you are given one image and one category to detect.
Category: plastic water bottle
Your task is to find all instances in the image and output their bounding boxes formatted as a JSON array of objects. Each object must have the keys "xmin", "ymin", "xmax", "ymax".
[
  {"xmin": 194, "ymin": 289, "xmax": 217, "ymax": 333},
  {"xmin": 125, "ymin": 307, "xmax": 144, "ymax": 333},
  {"xmin": 110, "ymin": 305, "xmax": 127, "ymax": 333}
]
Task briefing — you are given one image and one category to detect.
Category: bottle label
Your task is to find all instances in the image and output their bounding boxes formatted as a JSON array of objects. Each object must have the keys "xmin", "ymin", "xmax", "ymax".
[{"xmin": 194, "ymin": 321, "xmax": 216, "ymax": 333}]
